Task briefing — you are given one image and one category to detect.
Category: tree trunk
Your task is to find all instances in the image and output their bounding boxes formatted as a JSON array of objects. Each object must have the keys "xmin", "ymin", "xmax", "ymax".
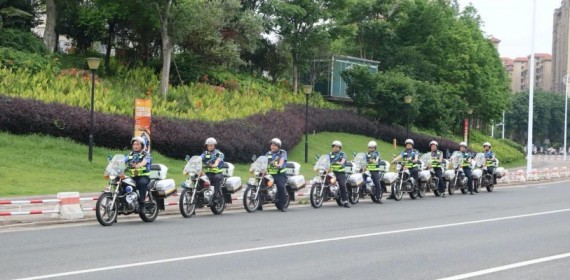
[
  {"xmin": 43, "ymin": 0, "xmax": 57, "ymax": 53},
  {"xmin": 159, "ymin": 0, "xmax": 173, "ymax": 97},
  {"xmin": 292, "ymin": 55, "xmax": 298, "ymax": 94},
  {"xmin": 104, "ymin": 21, "xmax": 115, "ymax": 75}
]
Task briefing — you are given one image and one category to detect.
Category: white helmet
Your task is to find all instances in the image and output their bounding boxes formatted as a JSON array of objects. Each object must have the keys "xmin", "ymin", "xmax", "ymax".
[
  {"xmin": 368, "ymin": 141, "xmax": 377, "ymax": 148},
  {"xmin": 459, "ymin": 142, "xmax": 467, "ymax": 148},
  {"xmin": 332, "ymin": 140, "xmax": 342, "ymax": 148},
  {"xmin": 405, "ymin": 139, "xmax": 414, "ymax": 146},
  {"xmin": 270, "ymin": 138, "xmax": 282, "ymax": 147},
  {"xmin": 205, "ymin": 137, "xmax": 217, "ymax": 145},
  {"xmin": 483, "ymin": 142, "xmax": 491, "ymax": 147},
  {"xmin": 131, "ymin": 136, "xmax": 146, "ymax": 148},
  {"xmin": 429, "ymin": 141, "xmax": 438, "ymax": 147}
]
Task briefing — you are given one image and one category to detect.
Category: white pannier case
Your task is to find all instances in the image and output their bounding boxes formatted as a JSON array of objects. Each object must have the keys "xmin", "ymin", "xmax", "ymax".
[
  {"xmin": 471, "ymin": 169, "xmax": 483, "ymax": 179},
  {"xmin": 224, "ymin": 176, "xmax": 242, "ymax": 193},
  {"xmin": 381, "ymin": 172, "xmax": 398, "ymax": 184},
  {"xmin": 494, "ymin": 167, "xmax": 506, "ymax": 178},
  {"xmin": 419, "ymin": 170, "xmax": 431, "ymax": 182},
  {"xmin": 149, "ymin": 164, "xmax": 168, "ymax": 180},
  {"xmin": 154, "ymin": 179, "xmax": 176, "ymax": 198},
  {"xmin": 221, "ymin": 162, "xmax": 235, "ymax": 177}
]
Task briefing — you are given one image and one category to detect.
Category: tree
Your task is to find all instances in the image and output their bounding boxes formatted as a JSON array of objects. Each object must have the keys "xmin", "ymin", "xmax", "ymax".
[
  {"xmin": 341, "ymin": 65, "xmax": 376, "ymax": 115},
  {"xmin": 264, "ymin": 0, "xmax": 331, "ymax": 93},
  {"xmin": 43, "ymin": 0, "xmax": 56, "ymax": 52},
  {"xmin": 0, "ymin": 0, "xmax": 34, "ymax": 30}
]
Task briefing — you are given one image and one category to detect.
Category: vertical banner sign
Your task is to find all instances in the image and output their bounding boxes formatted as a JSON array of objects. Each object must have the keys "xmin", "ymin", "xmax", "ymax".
[
  {"xmin": 134, "ymin": 98, "xmax": 152, "ymax": 153},
  {"xmin": 463, "ymin": 118, "xmax": 469, "ymax": 144}
]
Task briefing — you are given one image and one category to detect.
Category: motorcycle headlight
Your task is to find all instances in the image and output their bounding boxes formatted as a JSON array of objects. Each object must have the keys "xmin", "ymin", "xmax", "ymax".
[
  {"xmin": 319, "ymin": 169, "xmax": 325, "ymax": 175},
  {"xmin": 248, "ymin": 178, "xmax": 256, "ymax": 186},
  {"xmin": 109, "ymin": 175, "xmax": 116, "ymax": 180}
]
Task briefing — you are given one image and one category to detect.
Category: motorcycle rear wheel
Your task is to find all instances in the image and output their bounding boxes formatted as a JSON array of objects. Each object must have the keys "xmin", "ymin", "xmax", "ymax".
[
  {"xmin": 210, "ymin": 192, "xmax": 225, "ymax": 215},
  {"xmin": 179, "ymin": 188, "xmax": 196, "ymax": 218},
  {"xmin": 96, "ymin": 193, "xmax": 118, "ymax": 226},
  {"xmin": 310, "ymin": 184, "xmax": 324, "ymax": 208},
  {"xmin": 243, "ymin": 185, "xmax": 260, "ymax": 213}
]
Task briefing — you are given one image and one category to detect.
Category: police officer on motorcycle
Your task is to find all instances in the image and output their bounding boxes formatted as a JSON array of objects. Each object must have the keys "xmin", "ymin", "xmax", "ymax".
[
  {"xmin": 330, "ymin": 140, "xmax": 350, "ymax": 208},
  {"xmin": 392, "ymin": 139, "xmax": 420, "ymax": 187},
  {"xmin": 126, "ymin": 137, "xmax": 151, "ymax": 208},
  {"xmin": 429, "ymin": 141, "xmax": 446, "ymax": 198},
  {"xmin": 201, "ymin": 137, "xmax": 224, "ymax": 204},
  {"xmin": 363, "ymin": 141, "xmax": 383, "ymax": 204},
  {"xmin": 266, "ymin": 138, "xmax": 288, "ymax": 212},
  {"xmin": 459, "ymin": 142, "xmax": 475, "ymax": 195},
  {"xmin": 483, "ymin": 142, "xmax": 497, "ymax": 185}
]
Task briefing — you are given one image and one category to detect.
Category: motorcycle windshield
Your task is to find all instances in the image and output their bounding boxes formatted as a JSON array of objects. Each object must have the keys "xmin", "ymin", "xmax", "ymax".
[
  {"xmin": 183, "ymin": 156, "xmax": 203, "ymax": 175},
  {"xmin": 314, "ymin": 155, "xmax": 330, "ymax": 171},
  {"xmin": 420, "ymin": 153, "xmax": 432, "ymax": 164},
  {"xmin": 353, "ymin": 152, "xmax": 368, "ymax": 171},
  {"xmin": 104, "ymin": 154, "xmax": 126, "ymax": 177},
  {"xmin": 474, "ymin": 153, "xmax": 486, "ymax": 167},
  {"xmin": 450, "ymin": 151, "xmax": 463, "ymax": 168},
  {"xmin": 251, "ymin": 156, "xmax": 268, "ymax": 173}
]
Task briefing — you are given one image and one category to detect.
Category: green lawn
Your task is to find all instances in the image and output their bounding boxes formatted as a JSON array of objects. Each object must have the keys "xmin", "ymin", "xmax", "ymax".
[{"xmin": 0, "ymin": 132, "xmax": 402, "ymax": 196}]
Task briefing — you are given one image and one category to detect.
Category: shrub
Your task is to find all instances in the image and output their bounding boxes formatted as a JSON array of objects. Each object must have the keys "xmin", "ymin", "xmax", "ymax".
[
  {"xmin": 0, "ymin": 47, "xmax": 57, "ymax": 73},
  {"xmin": 0, "ymin": 29, "xmax": 48, "ymax": 54}
]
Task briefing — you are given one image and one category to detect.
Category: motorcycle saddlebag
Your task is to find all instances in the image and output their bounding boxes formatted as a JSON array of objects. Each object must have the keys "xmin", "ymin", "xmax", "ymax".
[
  {"xmin": 494, "ymin": 167, "xmax": 506, "ymax": 178},
  {"xmin": 381, "ymin": 172, "xmax": 398, "ymax": 184},
  {"xmin": 443, "ymin": 170, "xmax": 456, "ymax": 180},
  {"xmin": 224, "ymin": 176, "xmax": 242, "ymax": 193},
  {"xmin": 471, "ymin": 169, "xmax": 483, "ymax": 179},
  {"xmin": 154, "ymin": 179, "xmax": 176, "ymax": 198},
  {"xmin": 419, "ymin": 170, "xmax": 431, "ymax": 182},
  {"xmin": 286, "ymin": 175, "xmax": 306, "ymax": 191},
  {"xmin": 347, "ymin": 173, "xmax": 364, "ymax": 187}
]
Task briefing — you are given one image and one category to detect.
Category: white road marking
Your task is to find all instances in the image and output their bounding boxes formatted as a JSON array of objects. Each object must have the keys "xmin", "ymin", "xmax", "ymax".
[
  {"xmin": 14, "ymin": 208, "xmax": 570, "ymax": 280},
  {"xmin": 438, "ymin": 252, "xmax": 570, "ymax": 280}
]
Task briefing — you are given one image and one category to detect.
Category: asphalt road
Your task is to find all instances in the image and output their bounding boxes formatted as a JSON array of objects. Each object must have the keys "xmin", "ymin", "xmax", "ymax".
[{"xmin": 1, "ymin": 180, "xmax": 570, "ymax": 280}]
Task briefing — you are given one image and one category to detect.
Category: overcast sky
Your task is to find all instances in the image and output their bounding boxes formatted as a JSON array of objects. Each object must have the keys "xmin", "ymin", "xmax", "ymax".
[{"xmin": 457, "ymin": 0, "xmax": 561, "ymax": 59}]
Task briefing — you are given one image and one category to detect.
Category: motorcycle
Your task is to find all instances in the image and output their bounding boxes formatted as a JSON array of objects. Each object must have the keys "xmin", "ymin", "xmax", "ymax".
[
  {"xmin": 344, "ymin": 152, "xmax": 368, "ymax": 204},
  {"xmin": 419, "ymin": 153, "xmax": 444, "ymax": 197},
  {"xmin": 360, "ymin": 160, "xmax": 390, "ymax": 203},
  {"xmin": 443, "ymin": 151, "xmax": 470, "ymax": 195},
  {"xmin": 284, "ymin": 161, "xmax": 307, "ymax": 203},
  {"xmin": 243, "ymin": 155, "xmax": 291, "ymax": 212},
  {"xmin": 391, "ymin": 160, "xmax": 421, "ymax": 201},
  {"xmin": 179, "ymin": 155, "xmax": 242, "ymax": 218},
  {"xmin": 471, "ymin": 153, "xmax": 487, "ymax": 193},
  {"xmin": 310, "ymin": 155, "xmax": 344, "ymax": 208},
  {"xmin": 482, "ymin": 157, "xmax": 504, "ymax": 192},
  {"xmin": 96, "ymin": 154, "xmax": 176, "ymax": 226}
]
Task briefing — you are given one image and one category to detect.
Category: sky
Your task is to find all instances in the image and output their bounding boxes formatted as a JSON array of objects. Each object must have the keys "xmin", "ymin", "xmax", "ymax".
[{"xmin": 457, "ymin": 0, "xmax": 561, "ymax": 59}]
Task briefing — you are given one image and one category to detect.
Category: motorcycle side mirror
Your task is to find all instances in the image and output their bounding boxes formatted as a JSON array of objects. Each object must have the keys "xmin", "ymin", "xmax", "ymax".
[
  {"xmin": 315, "ymin": 154, "xmax": 320, "ymax": 161},
  {"xmin": 185, "ymin": 155, "xmax": 191, "ymax": 162},
  {"xmin": 352, "ymin": 152, "xmax": 357, "ymax": 157},
  {"xmin": 252, "ymin": 155, "xmax": 257, "ymax": 162},
  {"xmin": 107, "ymin": 154, "xmax": 113, "ymax": 162}
]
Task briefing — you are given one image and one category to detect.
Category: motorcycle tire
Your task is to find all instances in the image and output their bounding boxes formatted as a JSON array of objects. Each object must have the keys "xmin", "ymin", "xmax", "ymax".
[
  {"xmin": 243, "ymin": 185, "xmax": 260, "ymax": 213},
  {"xmin": 448, "ymin": 182, "xmax": 455, "ymax": 195},
  {"xmin": 96, "ymin": 193, "xmax": 118, "ymax": 226},
  {"xmin": 460, "ymin": 187, "xmax": 468, "ymax": 195},
  {"xmin": 179, "ymin": 188, "xmax": 196, "ymax": 218},
  {"xmin": 486, "ymin": 184, "xmax": 494, "ymax": 192},
  {"xmin": 275, "ymin": 193, "xmax": 290, "ymax": 210},
  {"xmin": 392, "ymin": 182, "xmax": 403, "ymax": 201},
  {"xmin": 418, "ymin": 183, "xmax": 426, "ymax": 198},
  {"xmin": 139, "ymin": 199, "xmax": 158, "ymax": 223},
  {"xmin": 336, "ymin": 197, "xmax": 343, "ymax": 206},
  {"xmin": 310, "ymin": 184, "xmax": 325, "ymax": 208},
  {"xmin": 348, "ymin": 187, "xmax": 360, "ymax": 204},
  {"xmin": 210, "ymin": 192, "xmax": 225, "ymax": 215},
  {"xmin": 474, "ymin": 180, "xmax": 480, "ymax": 193},
  {"xmin": 370, "ymin": 186, "xmax": 383, "ymax": 203},
  {"xmin": 433, "ymin": 189, "xmax": 440, "ymax": 197}
]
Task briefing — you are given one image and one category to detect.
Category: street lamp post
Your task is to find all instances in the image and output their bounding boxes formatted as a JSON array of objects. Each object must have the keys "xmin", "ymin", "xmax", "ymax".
[
  {"xmin": 86, "ymin": 57, "xmax": 100, "ymax": 162},
  {"xmin": 527, "ymin": 0, "xmax": 537, "ymax": 174},
  {"xmin": 404, "ymin": 95, "xmax": 412, "ymax": 139},
  {"xmin": 467, "ymin": 108, "xmax": 474, "ymax": 146},
  {"xmin": 564, "ymin": 75, "xmax": 569, "ymax": 161},
  {"xmin": 303, "ymin": 85, "xmax": 313, "ymax": 163}
]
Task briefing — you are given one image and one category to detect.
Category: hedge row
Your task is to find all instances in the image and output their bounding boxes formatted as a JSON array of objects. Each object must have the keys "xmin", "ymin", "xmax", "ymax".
[{"xmin": 0, "ymin": 96, "xmax": 461, "ymax": 162}]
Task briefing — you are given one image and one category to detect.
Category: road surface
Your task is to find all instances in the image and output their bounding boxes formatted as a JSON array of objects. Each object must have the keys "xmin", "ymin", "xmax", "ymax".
[{"xmin": 1, "ymin": 180, "xmax": 569, "ymax": 280}]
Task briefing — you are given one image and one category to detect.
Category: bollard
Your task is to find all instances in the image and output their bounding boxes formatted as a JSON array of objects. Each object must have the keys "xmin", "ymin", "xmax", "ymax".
[{"xmin": 57, "ymin": 192, "xmax": 84, "ymax": 220}]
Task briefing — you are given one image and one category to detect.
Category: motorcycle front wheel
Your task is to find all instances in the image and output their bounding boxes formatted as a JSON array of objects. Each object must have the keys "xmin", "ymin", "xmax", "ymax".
[
  {"xmin": 96, "ymin": 193, "xmax": 118, "ymax": 226},
  {"xmin": 473, "ymin": 179, "xmax": 480, "ymax": 193},
  {"xmin": 486, "ymin": 184, "xmax": 494, "ymax": 192},
  {"xmin": 370, "ymin": 186, "xmax": 383, "ymax": 203},
  {"xmin": 210, "ymin": 191, "xmax": 225, "ymax": 215},
  {"xmin": 139, "ymin": 198, "xmax": 158, "ymax": 223},
  {"xmin": 179, "ymin": 188, "xmax": 196, "ymax": 218},
  {"xmin": 243, "ymin": 185, "xmax": 260, "ymax": 213},
  {"xmin": 392, "ymin": 182, "xmax": 403, "ymax": 201},
  {"xmin": 418, "ymin": 183, "xmax": 427, "ymax": 198},
  {"xmin": 448, "ymin": 182, "xmax": 455, "ymax": 195},
  {"xmin": 460, "ymin": 186, "xmax": 468, "ymax": 195},
  {"xmin": 310, "ymin": 184, "xmax": 324, "ymax": 208},
  {"xmin": 348, "ymin": 187, "xmax": 360, "ymax": 204}
]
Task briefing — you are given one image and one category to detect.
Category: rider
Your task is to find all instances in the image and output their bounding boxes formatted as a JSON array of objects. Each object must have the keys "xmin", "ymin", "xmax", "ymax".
[
  {"xmin": 330, "ymin": 140, "xmax": 350, "ymax": 208},
  {"xmin": 483, "ymin": 142, "xmax": 497, "ymax": 185},
  {"xmin": 392, "ymin": 139, "xmax": 420, "ymax": 186},
  {"xmin": 459, "ymin": 142, "xmax": 475, "ymax": 195},
  {"xmin": 201, "ymin": 138, "xmax": 224, "ymax": 203},
  {"xmin": 266, "ymin": 138, "xmax": 288, "ymax": 212},
  {"xmin": 429, "ymin": 141, "xmax": 446, "ymax": 198},
  {"xmin": 363, "ymin": 141, "xmax": 383, "ymax": 204},
  {"xmin": 125, "ymin": 137, "xmax": 151, "ymax": 208}
]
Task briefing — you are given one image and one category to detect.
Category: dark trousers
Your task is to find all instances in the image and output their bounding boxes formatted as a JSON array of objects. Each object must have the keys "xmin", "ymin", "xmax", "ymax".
[
  {"xmin": 363, "ymin": 171, "xmax": 382, "ymax": 198},
  {"xmin": 334, "ymin": 172, "xmax": 348, "ymax": 202},
  {"xmin": 463, "ymin": 167, "xmax": 473, "ymax": 192},
  {"xmin": 409, "ymin": 167, "xmax": 419, "ymax": 185},
  {"xmin": 273, "ymin": 173, "xmax": 288, "ymax": 210},
  {"xmin": 206, "ymin": 173, "xmax": 223, "ymax": 194},
  {"xmin": 133, "ymin": 176, "xmax": 150, "ymax": 204},
  {"xmin": 434, "ymin": 168, "xmax": 445, "ymax": 193}
]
